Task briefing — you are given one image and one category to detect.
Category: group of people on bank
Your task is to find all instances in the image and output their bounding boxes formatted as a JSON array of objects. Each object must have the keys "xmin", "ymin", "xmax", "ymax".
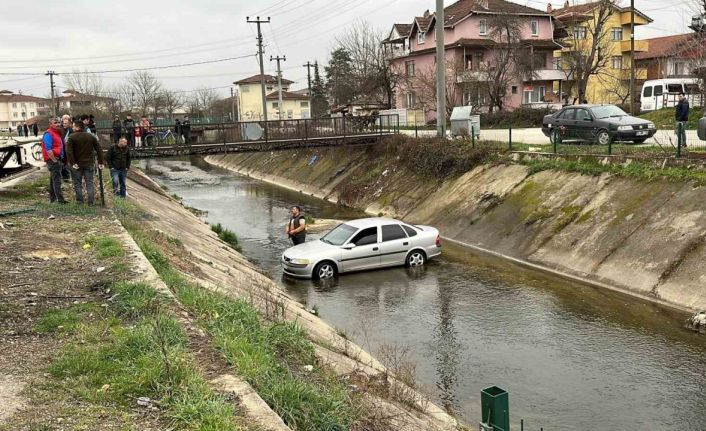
[
  {"xmin": 43, "ymin": 114, "xmax": 130, "ymax": 205},
  {"xmin": 111, "ymin": 115, "xmax": 191, "ymax": 147},
  {"xmin": 13, "ymin": 122, "xmax": 39, "ymax": 137}
]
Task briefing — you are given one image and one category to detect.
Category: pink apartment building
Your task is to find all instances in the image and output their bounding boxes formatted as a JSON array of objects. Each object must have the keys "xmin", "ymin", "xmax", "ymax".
[{"xmin": 384, "ymin": 0, "xmax": 567, "ymax": 119}]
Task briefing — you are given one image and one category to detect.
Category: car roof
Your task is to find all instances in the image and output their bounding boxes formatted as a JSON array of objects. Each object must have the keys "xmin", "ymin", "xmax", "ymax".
[
  {"xmin": 562, "ymin": 104, "xmax": 609, "ymax": 109},
  {"xmin": 343, "ymin": 217, "xmax": 403, "ymax": 229}
]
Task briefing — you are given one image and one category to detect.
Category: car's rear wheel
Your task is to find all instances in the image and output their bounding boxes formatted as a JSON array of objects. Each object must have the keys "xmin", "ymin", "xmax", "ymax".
[
  {"xmin": 405, "ymin": 250, "xmax": 426, "ymax": 267},
  {"xmin": 596, "ymin": 129, "xmax": 611, "ymax": 145},
  {"xmin": 313, "ymin": 261, "xmax": 337, "ymax": 280}
]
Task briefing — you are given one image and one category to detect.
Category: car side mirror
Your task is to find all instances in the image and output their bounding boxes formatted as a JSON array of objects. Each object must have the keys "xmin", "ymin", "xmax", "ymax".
[{"xmin": 342, "ymin": 243, "xmax": 356, "ymax": 250}]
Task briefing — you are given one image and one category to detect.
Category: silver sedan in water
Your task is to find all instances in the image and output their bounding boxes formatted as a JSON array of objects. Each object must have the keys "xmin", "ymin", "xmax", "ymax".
[{"xmin": 281, "ymin": 217, "xmax": 442, "ymax": 279}]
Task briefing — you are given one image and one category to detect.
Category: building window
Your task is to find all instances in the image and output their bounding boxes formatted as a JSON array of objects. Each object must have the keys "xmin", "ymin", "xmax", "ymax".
[
  {"xmin": 611, "ymin": 27, "xmax": 623, "ymax": 41},
  {"xmin": 287, "ymin": 110, "xmax": 293, "ymax": 119},
  {"xmin": 266, "ymin": 86, "xmax": 273, "ymax": 92},
  {"xmin": 612, "ymin": 56, "xmax": 623, "ymax": 69},
  {"xmin": 13, "ymin": 112, "xmax": 17, "ymax": 118},
  {"xmin": 511, "ymin": 86, "xmax": 518, "ymax": 94},
  {"xmin": 673, "ymin": 61, "xmax": 687, "ymax": 76},
  {"xmin": 272, "ymin": 102, "xmax": 279, "ymax": 109},
  {"xmin": 479, "ymin": 19, "xmax": 487, "ymax": 35},
  {"xmin": 406, "ymin": 92, "xmax": 416, "ymax": 108},
  {"xmin": 12, "ymin": 103, "xmax": 16, "ymax": 108},
  {"xmin": 300, "ymin": 101, "xmax": 309, "ymax": 108},
  {"xmin": 30, "ymin": 112, "xmax": 34, "ymax": 117},
  {"xmin": 405, "ymin": 60, "xmax": 415, "ymax": 77},
  {"xmin": 573, "ymin": 26, "xmax": 587, "ymax": 39},
  {"xmin": 523, "ymin": 86, "xmax": 546, "ymax": 104},
  {"xmin": 553, "ymin": 57, "xmax": 562, "ymax": 70},
  {"xmin": 417, "ymin": 31, "xmax": 426, "ymax": 44},
  {"xmin": 531, "ymin": 20, "xmax": 539, "ymax": 36}
]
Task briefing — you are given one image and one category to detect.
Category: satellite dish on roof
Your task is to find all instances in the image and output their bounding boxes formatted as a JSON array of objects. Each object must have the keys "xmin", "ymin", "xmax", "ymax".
[{"xmin": 242, "ymin": 122, "xmax": 264, "ymax": 141}]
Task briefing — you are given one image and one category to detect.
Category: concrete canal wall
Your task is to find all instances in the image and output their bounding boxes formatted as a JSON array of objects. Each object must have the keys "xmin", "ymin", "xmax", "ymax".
[{"xmin": 205, "ymin": 148, "xmax": 706, "ymax": 312}]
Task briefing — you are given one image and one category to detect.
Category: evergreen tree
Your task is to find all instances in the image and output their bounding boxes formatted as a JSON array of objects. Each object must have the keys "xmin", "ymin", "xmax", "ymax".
[
  {"xmin": 325, "ymin": 48, "xmax": 356, "ymax": 108},
  {"xmin": 311, "ymin": 61, "xmax": 328, "ymax": 117}
]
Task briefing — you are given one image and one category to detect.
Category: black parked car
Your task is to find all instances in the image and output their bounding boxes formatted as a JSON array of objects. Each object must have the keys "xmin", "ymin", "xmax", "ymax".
[{"xmin": 541, "ymin": 104, "xmax": 656, "ymax": 145}]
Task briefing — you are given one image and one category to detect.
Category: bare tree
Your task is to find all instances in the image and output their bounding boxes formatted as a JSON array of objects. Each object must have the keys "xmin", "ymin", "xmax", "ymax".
[
  {"xmin": 335, "ymin": 20, "xmax": 396, "ymax": 106},
  {"xmin": 160, "ymin": 90, "xmax": 183, "ymax": 119},
  {"xmin": 559, "ymin": 0, "xmax": 614, "ymax": 103},
  {"xmin": 128, "ymin": 71, "xmax": 162, "ymax": 116},
  {"xmin": 475, "ymin": 14, "xmax": 529, "ymax": 112},
  {"xmin": 187, "ymin": 87, "xmax": 218, "ymax": 117},
  {"xmin": 402, "ymin": 59, "xmax": 464, "ymax": 121},
  {"xmin": 62, "ymin": 69, "xmax": 104, "ymax": 95}
]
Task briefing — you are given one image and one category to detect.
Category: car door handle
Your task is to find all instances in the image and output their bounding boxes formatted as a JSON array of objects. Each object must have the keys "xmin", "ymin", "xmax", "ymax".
[
  {"xmin": 372, "ymin": 247, "xmax": 379, "ymax": 251},
  {"xmin": 403, "ymin": 242, "xmax": 409, "ymax": 246}
]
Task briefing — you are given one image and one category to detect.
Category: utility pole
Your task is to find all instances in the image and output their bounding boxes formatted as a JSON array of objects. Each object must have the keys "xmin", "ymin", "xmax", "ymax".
[
  {"xmin": 303, "ymin": 61, "xmax": 314, "ymax": 119},
  {"xmin": 303, "ymin": 61, "xmax": 313, "ymax": 94},
  {"xmin": 247, "ymin": 16, "xmax": 270, "ymax": 123},
  {"xmin": 629, "ymin": 0, "xmax": 636, "ymax": 115},
  {"xmin": 45, "ymin": 70, "xmax": 58, "ymax": 117},
  {"xmin": 435, "ymin": 0, "xmax": 446, "ymax": 138},
  {"xmin": 230, "ymin": 87, "xmax": 236, "ymax": 122},
  {"xmin": 271, "ymin": 55, "xmax": 286, "ymax": 120}
]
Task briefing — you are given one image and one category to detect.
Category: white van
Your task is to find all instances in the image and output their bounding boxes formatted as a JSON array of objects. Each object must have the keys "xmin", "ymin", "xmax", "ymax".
[{"xmin": 640, "ymin": 78, "xmax": 702, "ymax": 112}]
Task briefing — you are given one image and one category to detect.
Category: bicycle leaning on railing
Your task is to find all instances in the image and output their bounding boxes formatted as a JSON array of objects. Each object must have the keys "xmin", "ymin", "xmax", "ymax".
[{"xmin": 142, "ymin": 128, "xmax": 182, "ymax": 147}]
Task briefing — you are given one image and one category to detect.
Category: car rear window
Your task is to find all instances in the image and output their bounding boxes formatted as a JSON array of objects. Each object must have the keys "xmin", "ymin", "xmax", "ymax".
[
  {"xmin": 381, "ymin": 224, "xmax": 407, "ymax": 242},
  {"xmin": 686, "ymin": 84, "xmax": 700, "ymax": 94},
  {"xmin": 643, "ymin": 86, "xmax": 652, "ymax": 97},
  {"xmin": 560, "ymin": 109, "xmax": 575, "ymax": 120},
  {"xmin": 654, "ymin": 85, "xmax": 663, "ymax": 96},
  {"xmin": 401, "ymin": 224, "xmax": 418, "ymax": 237},
  {"xmin": 667, "ymin": 84, "xmax": 683, "ymax": 93}
]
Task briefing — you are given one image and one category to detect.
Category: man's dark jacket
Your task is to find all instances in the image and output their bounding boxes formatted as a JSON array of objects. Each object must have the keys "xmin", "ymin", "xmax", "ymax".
[
  {"xmin": 676, "ymin": 99, "xmax": 690, "ymax": 122},
  {"xmin": 106, "ymin": 145, "xmax": 131, "ymax": 170},
  {"xmin": 66, "ymin": 131, "xmax": 105, "ymax": 167}
]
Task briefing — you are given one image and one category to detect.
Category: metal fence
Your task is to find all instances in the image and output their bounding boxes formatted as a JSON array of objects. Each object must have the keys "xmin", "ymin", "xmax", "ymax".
[
  {"xmin": 95, "ymin": 115, "xmax": 400, "ymax": 150},
  {"xmin": 455, "ymin": 124, "xmax": 706, "ymax": 159}
]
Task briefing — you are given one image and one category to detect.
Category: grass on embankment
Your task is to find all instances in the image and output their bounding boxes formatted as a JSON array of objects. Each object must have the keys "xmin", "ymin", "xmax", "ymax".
[
  {"xmin": 519, "ymin": 157, "xmax": 706, "ymax": 185},
  {"xmin": 34, "ymin": 231, "xmax": 246, "ymax": 430},
  {"xmin": 115, "ymin": 199, "xmax": 359, "ymax": 430},
  {"xmin": 210, "ymin": 223, "xmax": 242, "ymax": 252},
  {"xmin": 639, "ymin": 107, "xmax": 704, "ymax": 129}
]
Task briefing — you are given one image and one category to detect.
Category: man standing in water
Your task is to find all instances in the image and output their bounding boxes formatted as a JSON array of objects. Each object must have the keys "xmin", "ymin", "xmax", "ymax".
[{"xmin": 286, "ymin": 206, "xmax": 307, "ymax": 245}]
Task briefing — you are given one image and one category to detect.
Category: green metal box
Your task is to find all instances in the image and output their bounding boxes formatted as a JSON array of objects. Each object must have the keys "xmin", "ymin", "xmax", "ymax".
[{"xmin": 480, "ymin": 386, "xmax": 509, "ymax": 431}]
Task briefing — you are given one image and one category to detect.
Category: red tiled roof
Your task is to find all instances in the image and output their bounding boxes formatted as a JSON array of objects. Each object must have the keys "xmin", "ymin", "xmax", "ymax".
[
  {"xmin": 394, "ymin": 23, "xmax": 413, "ymax": 38},
  {"xmin": 444, "ymin": 0, "xmax": 550, "ymax": 27},
  {"xmin": 0, "ymin": 93, "xmax": 48, "ymax": 103},
  {"xmin": 416, "ymin": 16, "xmax": 432, "ymax": 31},
  {"xmin": 235, "ymin": 74, "xmax": 294, "ymax": 85},
  {"xmin": 635, "ymin": 33, "xmax": 696, "ymax": 60},
  {"xmin": 57, "ymin": 90, "xmax": 115, "ymax": 102},
  {"xmin": 265, "ymin": 90, "xmax": 309, "ymax": 101}
]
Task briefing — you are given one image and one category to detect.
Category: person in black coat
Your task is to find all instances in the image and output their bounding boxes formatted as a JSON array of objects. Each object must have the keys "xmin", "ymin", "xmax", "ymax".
[
  {"xmin": 112, "ymin": 116, "xmax": 122, "ymax": 143},
  {"xmin": 676, "ymin": 92, "xmax": 690, "ymax": 147},
  {"xmin": 174, "ymin": 118, "xmax": 181, "ymax": 139},
  {"xmin": 32, "ymin": 123, "xmax": 38, "ymax": 137},
  {"xmin": 181, "ymin": 116, "xmax": 191, "ymax": 144},
  {"xmin": 23, "ymin": 123, "xmax": 29, "ymax": 137},
  {"xmin": 123, "ymin": 115, "xmax": 135, "ymax": 147}
]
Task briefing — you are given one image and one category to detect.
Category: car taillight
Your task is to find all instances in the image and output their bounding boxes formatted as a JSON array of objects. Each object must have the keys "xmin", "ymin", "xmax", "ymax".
[{"xmin": 435, "ymin": 235, "xmax": 441, "ymax": 247}]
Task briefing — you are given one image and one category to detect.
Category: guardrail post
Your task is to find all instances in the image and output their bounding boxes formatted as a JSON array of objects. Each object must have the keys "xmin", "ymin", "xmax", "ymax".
[
  {"xmin": 508, "ymin": 126, "xmax": 512, "ymax": 151},
  {"xmin": 304, "ymin": 119, "xmax": 309, "ymax": 142},
  {"xmin": 608, "ymin": 134, "xmax": 613, "ymax": 156},
  {"xmin": 471, "ymin": 126, "xmax": 475, "ymax": 148},
  {"xmin": 677, "ymin": 122, "xmax": 683, "ymax": 158},
  {"xmin": 553, "ymin": 129, "xmax": 558, "ymax": 154},
  {"xmin": 396, "ymin": 114, "xmax": 400, "ymax": 134}
]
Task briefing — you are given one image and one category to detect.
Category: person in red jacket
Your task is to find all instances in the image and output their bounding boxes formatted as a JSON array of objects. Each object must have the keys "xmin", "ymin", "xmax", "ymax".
[{"xmin": 42, "ymin": 117, "xmax": 67, "ymax": 204}]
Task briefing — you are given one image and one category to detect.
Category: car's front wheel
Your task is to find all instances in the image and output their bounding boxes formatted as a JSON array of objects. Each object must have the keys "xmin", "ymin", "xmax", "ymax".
[
  {"xmin": 596, "ymin": 129, "xmax": 611, "ymax": 145},
  {"xmin": 313, "ymin": 261, "xmax": 337, "ymax": 280},
  {"xmin": 405, "ymin": 250, "xmax": 426, "ymax": 268}
]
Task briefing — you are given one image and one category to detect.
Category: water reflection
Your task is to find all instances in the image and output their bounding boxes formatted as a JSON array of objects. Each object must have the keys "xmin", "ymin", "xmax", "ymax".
[{"xmin": 143, "ymin": 158, "xmax": 706, "ymax": 429}]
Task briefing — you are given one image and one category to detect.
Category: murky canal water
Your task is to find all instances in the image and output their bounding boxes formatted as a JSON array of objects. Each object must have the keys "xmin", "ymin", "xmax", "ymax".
[{"xmin": 143, "ymin": 158, "xmax": 706, "ymax": 430}]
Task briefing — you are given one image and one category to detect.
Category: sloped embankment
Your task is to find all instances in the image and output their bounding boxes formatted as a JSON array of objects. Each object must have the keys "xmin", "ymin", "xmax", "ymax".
[{"xmin": 205, "ymin": 145, "xmax": 706, "ymax": 312}]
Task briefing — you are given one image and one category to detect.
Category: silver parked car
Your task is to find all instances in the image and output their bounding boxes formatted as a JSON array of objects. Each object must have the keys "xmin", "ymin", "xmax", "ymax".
[{"xmin": 281, "ymin": 217, "xmax": 442, "ymax": 279}]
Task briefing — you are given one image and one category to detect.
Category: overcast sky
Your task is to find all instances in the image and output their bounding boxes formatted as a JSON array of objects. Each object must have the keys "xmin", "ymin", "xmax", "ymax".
[{"xmin": 0, "ymin": 0, "xmax": 700, "ymax": 100}]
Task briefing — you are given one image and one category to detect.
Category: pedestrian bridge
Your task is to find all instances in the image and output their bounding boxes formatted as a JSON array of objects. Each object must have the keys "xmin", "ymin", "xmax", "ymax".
[{"xmin": 97, "ymin": 115, "xmax": 400, "ymax": 159}]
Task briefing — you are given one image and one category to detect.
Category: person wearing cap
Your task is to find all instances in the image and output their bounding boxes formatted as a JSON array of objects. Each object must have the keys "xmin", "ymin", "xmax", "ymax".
[
  {"xmin": 112, "ymin": 116, "xmax": 122, "ymax": 143},
  {"xmin": 42, "ymin": 117, "xmax": 67, "ymax": 204},
  {"xmin": 66, "ymin": 121, "xmax": 104, "ymax": 205}
]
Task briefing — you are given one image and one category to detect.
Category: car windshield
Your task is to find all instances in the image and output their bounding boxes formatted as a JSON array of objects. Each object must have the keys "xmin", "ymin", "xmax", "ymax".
[
  {"xmin": 591, "ymin": 105, "xmax": 628, "ymax": 119},
  {"xmin": 320, "ymin": 223, "xmax": 357, "ymax": 246}
]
